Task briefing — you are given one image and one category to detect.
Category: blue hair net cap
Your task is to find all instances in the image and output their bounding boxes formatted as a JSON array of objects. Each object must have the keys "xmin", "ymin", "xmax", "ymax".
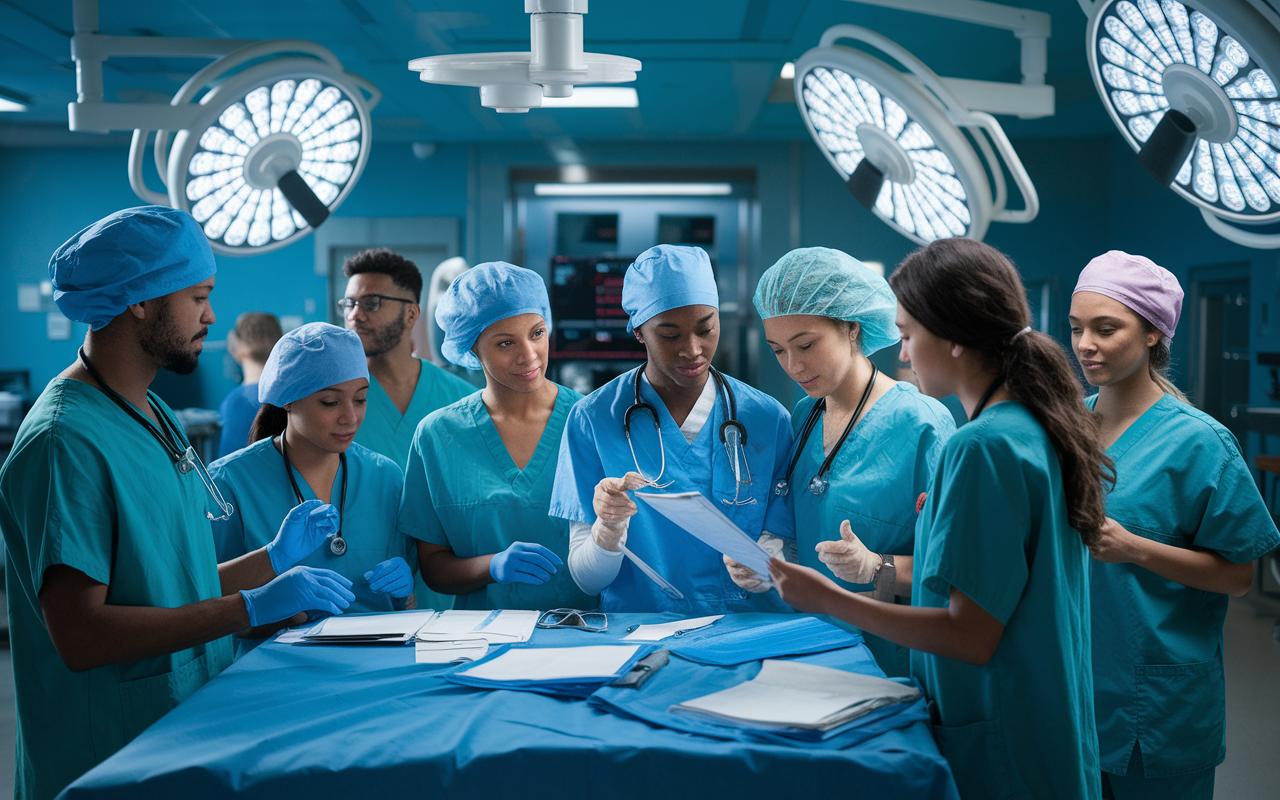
[
  {"xmin": 259, "ymin": 323, "xmax": 369, "ymax": 407},
  {"xmin": 49, "ymin": 206, "xmax": 216, "ymax": 331},
  {"xmin": 622, "ymin": 245, "xmax": 719, "ymax": 334},
  {"xmin": 753, "ymin": 247, "xmax": 901, "ymax": 355},
  {"xmin": 435, "ymin": 262, "xmax": 551, "ymax": 371}
]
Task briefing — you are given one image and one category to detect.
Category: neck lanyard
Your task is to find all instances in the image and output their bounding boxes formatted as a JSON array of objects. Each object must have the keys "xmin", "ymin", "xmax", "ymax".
[
  {"xmin": 970, "ymin": 376, "xmax": 1005, "ymax": 420},
  {"xmin": 77, "ymin": 348, "xmax": 234, "ymax": 521},
  {"xmin": 278, "ymin": 433, "xmax": 348, "ymax": 556},
  {"xmin": 775, "ymin": 362, "xmax": 878, "ymax": 497}
]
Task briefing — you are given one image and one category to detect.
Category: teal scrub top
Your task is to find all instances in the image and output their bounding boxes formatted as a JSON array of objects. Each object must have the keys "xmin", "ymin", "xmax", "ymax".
[
  {"xmin": 399, "ymin": 384, "xmax": 596, "ymax": 610},
  {"xmin": 911, "ymin": 402, "xmax": 1100, "ymax": 800},
  {"xmin": 791, "ymin": 382, "xmax": 954, "ymax": 677},
  {"xmin": 354, "ymin": 357, "xmax": 475, "ymax": 472},
  {"xmin": 1086, "ymin": 393, "xmax": 1280, "ymax": 778},
  {"xmin": 209, "ymin": 438, "xmax": 412, "ymax": 622},
  {"xmin": 549, "ymin": 368, "xmax": 795, "ymax": 614},
  {"xmin": 0, "ymin": 380, "xmax": 234, "ymax": 800}
]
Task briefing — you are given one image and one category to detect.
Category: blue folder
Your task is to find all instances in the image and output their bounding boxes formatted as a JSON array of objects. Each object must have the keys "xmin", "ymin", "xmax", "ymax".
[{"xmin": 667, "ymin": 615, "xmax": 863, "ymax": 666}]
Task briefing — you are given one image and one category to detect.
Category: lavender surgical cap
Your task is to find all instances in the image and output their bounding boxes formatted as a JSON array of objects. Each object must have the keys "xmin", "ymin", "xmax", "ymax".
[{"xmin": 1073, "ymin": 250, "xmax": 1184, "ymax": 339}]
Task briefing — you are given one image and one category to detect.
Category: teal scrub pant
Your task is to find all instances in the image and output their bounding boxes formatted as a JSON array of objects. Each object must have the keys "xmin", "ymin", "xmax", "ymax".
[{"xmin": 1102, "ymin": 744, "xmax": 1215, "ymax": 800}]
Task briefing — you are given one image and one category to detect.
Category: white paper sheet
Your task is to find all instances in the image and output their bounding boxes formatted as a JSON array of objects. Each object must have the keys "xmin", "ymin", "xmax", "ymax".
[
  {"xmin": 635, "ymin": 491, "xmax": 772, "ymax": 575},
  {"xmin": 459, "ymin": 645, "xmax": 641, "ymax": 682},
  {"xmin": 415, "ymin": 639, "xmax": 490, "ymax": 664},
  {"xmin": 274, "ymin": 622, "xmax": 321, "ymax": 644},
  {"xmin": 414, "ymin": 609, "xmax": 539, "ymax": 643},
  {"xmin": 306, "ymin": 610, "xmax": 437, "ymax": 641},
  {"xmin": 622, "ymin": 615, "xmax": 723, "ymax": 642}
]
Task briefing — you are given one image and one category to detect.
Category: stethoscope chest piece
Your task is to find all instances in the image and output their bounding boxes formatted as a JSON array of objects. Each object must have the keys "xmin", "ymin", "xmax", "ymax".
[
  {"xmin": 808, "ymin": 476, "xmax": 829, "ymax": 496},
  {"xmin": 774, "ymin": 480, "xmax": 790, "ymax": 498},
  {"xmin": 176, "ymin": 447, "xmax": 198, "ymax": 475},
  {"xmin": 329, "ymin": 535, "xmax": 348, "ymax": 557}
]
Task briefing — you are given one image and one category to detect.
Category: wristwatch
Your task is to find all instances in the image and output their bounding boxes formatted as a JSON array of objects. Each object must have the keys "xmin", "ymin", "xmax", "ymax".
[{"xmin": 873, "ymin": 554, "xmax": 896, "ymax": 602}]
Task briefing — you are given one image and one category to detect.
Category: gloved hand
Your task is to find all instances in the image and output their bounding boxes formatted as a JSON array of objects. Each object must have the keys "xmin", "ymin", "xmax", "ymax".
[
  {"xmin": 266, "ymin": 500, "xmax": 340, "ymax": 575},
  {"xmin": 490, "ymin": 542, "xmax": 564, "ymax": 585},
  {"xmin": 364, "ymin": 557, "xmax": 414, "ymax": 598},
  {"xmin": 723, "ymin": 556, "xmax": 770, "ymax": 593},
  {"xmin": 240, "ymin": 566, "xmax": 355, "ymax": 627},
  {"xmin": 591, "ymin": 472, "xmax": 647, "ymax": 551},
  {"xmin": 815, "ymin": 520, "xmax": 883, "ymax": 584}
]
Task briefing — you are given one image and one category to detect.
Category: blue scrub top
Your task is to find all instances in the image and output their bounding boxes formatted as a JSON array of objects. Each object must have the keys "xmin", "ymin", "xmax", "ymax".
[
  {"xmin": 0, "ymin": 379, "xmax": 233, "ymax": 800},
  {"xmin": 217, "ymin": 383, "xmax": 260, "ymax": 458},
  {"xmin": 549, "ymin": 367, "xmax": 795, "ymax": 614},
  {"xmin": 399, "ymin": 384, "xmax": 596, "ymax": 611},
  {"xmin": 791, "ymin": 382, "xmax": 954, "ymax": 677},
  {"xmin": 354, "ymin": 358, "xmax": 475, "ymax": 472},
  {"xmin": 911, "ymin": 401, "xmax": 1100, "ymax": 800},
  {"xmin": 210, "ymin": 438, "xmax": 412, "ymax": 626},
  {"xmin": 1086, "ymin": 393, "xmax": 1280, "ymax": 778}
]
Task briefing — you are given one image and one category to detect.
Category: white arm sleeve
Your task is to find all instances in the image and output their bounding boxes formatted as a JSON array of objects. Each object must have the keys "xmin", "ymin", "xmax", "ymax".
[{"xmin": 568, "ymin": 520, "xmax": 626, "ymax": 596}]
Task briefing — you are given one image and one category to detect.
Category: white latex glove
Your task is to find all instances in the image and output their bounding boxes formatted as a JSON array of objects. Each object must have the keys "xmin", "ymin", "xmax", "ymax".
[
  {"xmin": 723, "ymin": 533, "xmax": 787, "ymax": 593},
  {"xmin": 591, "ymin": 472, "xmax": 647, "ymax": 552},
  {"xmin": 815, "ymin": 520, "xmax": 883, "ymax": 584}
]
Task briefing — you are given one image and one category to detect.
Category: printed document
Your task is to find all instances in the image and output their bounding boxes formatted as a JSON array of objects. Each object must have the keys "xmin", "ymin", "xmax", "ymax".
[{"xmin": 635, "ymin": 491, "xmax": 772, "ymax": 575}]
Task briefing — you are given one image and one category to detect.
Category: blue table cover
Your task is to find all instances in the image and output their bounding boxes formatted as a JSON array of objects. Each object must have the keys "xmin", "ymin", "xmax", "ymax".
[{"xmin": 58, "ymin": 613, "xmax": 959, "ymax": 800}]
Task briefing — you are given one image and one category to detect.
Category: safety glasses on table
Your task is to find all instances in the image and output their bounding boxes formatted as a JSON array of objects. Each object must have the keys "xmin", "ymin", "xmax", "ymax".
[
  {"xmin": 537, "ymin": 609, "xmax": 608, "ymax": 632},
  {"xmin": 336, "ymin": 294, "xmax": 416, "ymax": 315}
]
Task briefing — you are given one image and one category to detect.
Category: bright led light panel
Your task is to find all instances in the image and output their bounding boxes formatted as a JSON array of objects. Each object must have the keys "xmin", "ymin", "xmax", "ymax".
[
  {"xmin": 799, "ymin": 66, "xmax": 972, "ymax": 242},
  {"xmin": 184, "ymin": 78, "xmax": 363, "ymax": 251},
  {"xmin": 1094, "ymin": 0, "xmax": 1280, "ymax": 219}
]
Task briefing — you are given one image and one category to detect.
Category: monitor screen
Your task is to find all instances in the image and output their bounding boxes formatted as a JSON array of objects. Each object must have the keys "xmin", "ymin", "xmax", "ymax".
[{"xmin": 549, "ymin": 256, "xmax": 646, "ymax": 360}]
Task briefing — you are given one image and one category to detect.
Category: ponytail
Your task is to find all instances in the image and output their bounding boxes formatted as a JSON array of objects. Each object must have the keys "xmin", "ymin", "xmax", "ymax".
[
  {"xmin": 890, "ymin": 238, "xmax": 1115, "ymax": 545},
  {"xmin": 248, "ymin": 403, "xmax": 287, "ymax": 444},
  {"xmin": 1143, "ymin": 322, "xmax": 1190, "ymax": 403}
]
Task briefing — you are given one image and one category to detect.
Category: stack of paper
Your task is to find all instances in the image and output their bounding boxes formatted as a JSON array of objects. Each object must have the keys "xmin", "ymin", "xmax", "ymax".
[
  {"xmin": 414, "ymin": 609, "xmax": 538, "ymax": 643},
  {"xmin": 415, "ymin": 639, "xmax": 489, "ymax": 664},
  {"xmin": 446, "ymin": 644, "xmax": 654, "ymax": 698},
  {"xmin": 622, "ymin": 615, "xmax": 722, "ymax": 642},
  {"xmin": 669, "ymin": 660, "xmax": 921, "ymax": 740},
  {"xmin": 634, "ymin": 491, "xmax": 772, "ymax": 575},
  {"xmin": 300, "ymin": 611, "xmax": 437, "ymax": 644}
]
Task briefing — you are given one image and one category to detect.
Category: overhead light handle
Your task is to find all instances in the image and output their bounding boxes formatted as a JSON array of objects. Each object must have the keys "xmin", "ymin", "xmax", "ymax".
[
  {"xmin": 1200, "ymin": 208, "xmax": 1280, "ymax": 249},
  {"xmin": 964, "ymin": 111, "xmax": 1040, "ymax": 223}
]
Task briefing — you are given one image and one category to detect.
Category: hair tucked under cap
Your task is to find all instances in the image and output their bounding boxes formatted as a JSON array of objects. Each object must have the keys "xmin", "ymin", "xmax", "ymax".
[
  {"xmin": 622, "ymin": 245, "xmax": 719, "ymax": 334},
  {"xmin": 753, "ymin": 246, "xmax": 901, "ymax": 355},
  {"xmin": 49, "ymin": 206, "xmax": 216, "ymax": 330},
  {"xmin": 435, "ymin": 262, "xmax": 551, "ymax": 370},
  {"xmin": 258, "ymin": 323, "xmax": 369, "ymax": 407},
  {"xmin": 1073, "ymin": 250, "xmax": 1183, "ymax": 339}
]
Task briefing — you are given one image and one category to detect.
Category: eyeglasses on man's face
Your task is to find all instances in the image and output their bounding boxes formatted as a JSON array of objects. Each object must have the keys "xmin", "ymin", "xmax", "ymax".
[{"xmin": 337, "ymin": 294, "xmax": 416, "ymax": 315}]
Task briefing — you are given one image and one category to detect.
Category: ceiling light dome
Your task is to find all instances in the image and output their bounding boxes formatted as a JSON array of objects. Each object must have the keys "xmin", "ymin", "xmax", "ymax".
[{"xmin": 795, "ymin": 25, "xmax": 1041, "ymax": 245}]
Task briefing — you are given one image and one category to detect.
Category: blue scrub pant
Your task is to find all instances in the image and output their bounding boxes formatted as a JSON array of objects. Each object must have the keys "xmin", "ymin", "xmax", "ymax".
[{"xmin": 1101, "ymin": 744, "xmax": 1215, "ymax": 800}]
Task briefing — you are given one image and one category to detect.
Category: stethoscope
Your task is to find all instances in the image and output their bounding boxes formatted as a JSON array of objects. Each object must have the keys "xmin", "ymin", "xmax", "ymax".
[
  {"xmin": 623, "ymin": 364, "xmax": 755, "ymax": 506},
  {"xmin": 970, "ymin": 376, "xmax": 1004, "ymax": 420},
  {"xmin": 278, "ymin": 433, "xmax": 348, "ymax": 556},
  {"xmin": 78, "ymin": 348, "xmax": 234, "ymax": 521},
  {"xmin": 774, "ymin": 363, "xmax": 878, "ymax": 498}
]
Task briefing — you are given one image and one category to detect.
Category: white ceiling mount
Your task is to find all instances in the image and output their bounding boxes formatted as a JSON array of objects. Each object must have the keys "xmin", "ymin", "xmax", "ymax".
[
  {"xmin": 408, "ymin": 0, "xmax": 640, "ymax": 114},
  {"xmin": 66, "ymin": 0, "xmax": 380, "ymax": 256},
  {"xmin": 1083, "ymin": 0, "xmax": 1280, "ymax": 248},
  {"xmin": 796, "ymin": 4, "xmax": 1051, "ymax": 246}
]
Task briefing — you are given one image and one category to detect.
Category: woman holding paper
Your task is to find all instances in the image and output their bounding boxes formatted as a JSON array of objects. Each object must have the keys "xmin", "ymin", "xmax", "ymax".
[
  {"xmin": 549, "ymin": 245, "xmax": 794, "ymax": 614},
  {"xmin": 210, "ymin": 324, "xmax": 416, "ymax": 646},
  {"xmin": 398, "ymin": 262, "xmax": 595, "ymax": 611},
  {"xmin": 768, "ymin": 239, "xmax": 1108, "ymax": 800},
  {"xmin": 725, "ymin": 247, "xmax": 955, "ymax": 677}
]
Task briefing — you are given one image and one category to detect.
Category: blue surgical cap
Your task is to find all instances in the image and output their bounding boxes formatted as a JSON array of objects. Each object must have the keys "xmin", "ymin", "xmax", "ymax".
[
  {"xmin": 49, "ymin": 206, "xmax": 216, "ymax": 331},
  {"xmin": 753, "ymin": 247, "xmax": 901, "ymax": 355},
  {"xmin": 435, "ymin": 262, "xmax": 551, "ymax": 371},
  {"xmin": 622, "ymin": 245, "xmax": 719, "ymax": 334},
  {"xmin": 259, "ymin": 323, "xmax": 369, "ymax": 407}
]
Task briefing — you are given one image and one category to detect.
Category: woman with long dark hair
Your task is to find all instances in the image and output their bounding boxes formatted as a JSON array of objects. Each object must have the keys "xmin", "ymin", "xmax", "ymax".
[
  {"xmin": 770, "ymin": 237, "xmax": 1108, "ymax": 799},
  {"xmin": 1070, "ymin": 251, "xmax": 1279, "ymax": 800}
]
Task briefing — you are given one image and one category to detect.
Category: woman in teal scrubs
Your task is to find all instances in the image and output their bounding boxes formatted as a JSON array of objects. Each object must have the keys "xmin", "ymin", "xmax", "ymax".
[
  {"xmin": 770, "ymin": 238, "xmax": 1110, "ymax": 800},
  {"xmin": 725, "ymin": 247, "xmax": 954, "ymax": 677},
  {"xmin": 399, "ymin": 262, "xmax": 593, "ymax": 610},
  {"xmin": 211, "ymin": 323, "xmax": 416, "ymax": 643},
  {"xmin": 1070, "ymin": 251, "xmax": 1279, "ymax": 800}
]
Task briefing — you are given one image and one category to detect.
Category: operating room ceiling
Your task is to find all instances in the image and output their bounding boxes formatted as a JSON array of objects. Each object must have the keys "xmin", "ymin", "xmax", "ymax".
[{"xmin": 0, "ymin": 0, "xmax": 1117, "ymax": 145}]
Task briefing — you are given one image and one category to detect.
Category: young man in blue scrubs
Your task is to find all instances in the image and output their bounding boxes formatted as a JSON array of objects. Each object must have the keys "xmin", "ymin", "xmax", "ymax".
[
  {"xmin": 1070, "ymin": 251, "xmax": 1280, "ymax": 800},
  {"xmin": 550, "ymin": 244, "xmax": 795, "ymax": 613},
  {"xmin": 0, "ymin": 207, "xmax": 354, "ymax": 800}
]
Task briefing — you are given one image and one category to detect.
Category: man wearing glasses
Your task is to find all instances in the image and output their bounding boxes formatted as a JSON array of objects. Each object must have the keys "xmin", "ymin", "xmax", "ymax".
[{"xmin": 339, "ymin": 248, "xmax": 475, "ymax": 473}]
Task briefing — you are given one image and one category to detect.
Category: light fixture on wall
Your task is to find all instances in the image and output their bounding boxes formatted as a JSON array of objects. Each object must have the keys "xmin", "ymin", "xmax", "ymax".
[
  {"xmin": 408, "ymin": 0, "xmax": 640, "ymax": 114},
  {"xmin": 67, "ymin": 0, "xmax": 380, "ymax": 256},
  {"xmin": 795, "ymin": 1, "xmax": 1053, "ymax": 245},
  {"xmin": 1080, "ymin": 0, "xmax": 1280, "ymax": 248}
]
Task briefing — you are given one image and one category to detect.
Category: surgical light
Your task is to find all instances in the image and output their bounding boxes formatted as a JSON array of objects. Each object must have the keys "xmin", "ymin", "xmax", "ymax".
[
  {"xmin": 67, "ymin": 0, "xmax": 379, "ymax": 256},
  {"xmin": 409, "ymin": 0, "xmax": 640, "ymax": 114},
  {"xmin": 1082, "ymin": 0, "xmax": 1280, "ymax": 247}
]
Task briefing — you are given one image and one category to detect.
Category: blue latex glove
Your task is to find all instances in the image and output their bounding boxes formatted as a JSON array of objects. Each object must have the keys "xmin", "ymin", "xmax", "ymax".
[
  {"xmin": 364, "ymin": 557, "xmax": 414, "ymax": 598},
  {"xmin": 266, "ymin": 499, "xmax": 339, "ymax": 575},
  {"xmin": 240, "ymin": 566, "xmax": 355, "ymax": 627},
  {"xmin": 489, "ymin": 542, "xmax": 563, "ymax": 585}
]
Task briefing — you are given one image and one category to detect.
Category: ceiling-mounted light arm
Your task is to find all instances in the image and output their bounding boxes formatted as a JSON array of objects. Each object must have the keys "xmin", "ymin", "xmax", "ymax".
[
  {"xmin": 1200, "ymin": 209, "xmax": 1280, "ymax": 249},
  {"xmin": 965, "ymin": 111, "xmax": 1039, "ymax": 223}
]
